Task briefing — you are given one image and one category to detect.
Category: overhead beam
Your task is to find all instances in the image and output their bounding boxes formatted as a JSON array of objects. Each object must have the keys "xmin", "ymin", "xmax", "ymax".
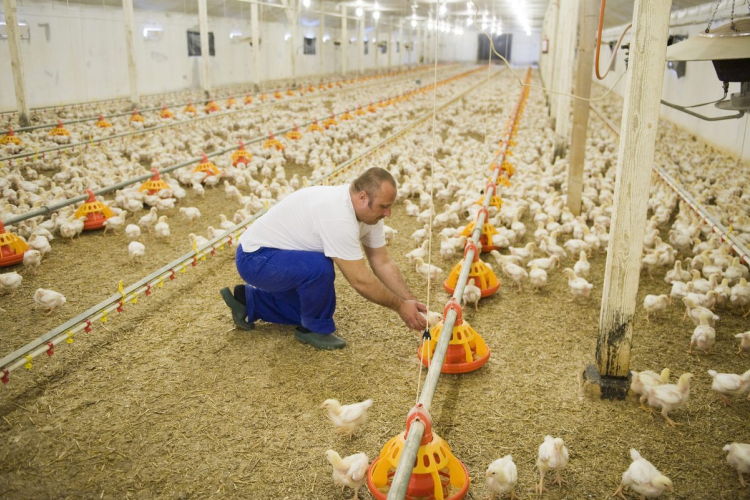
[{"xmin": 2, "ymin": 0, "xmax": 31, "ymax": 125}]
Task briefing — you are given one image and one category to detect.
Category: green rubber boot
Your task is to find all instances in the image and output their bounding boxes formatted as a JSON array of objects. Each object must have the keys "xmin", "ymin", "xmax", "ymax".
[
  {"xmin": 294, "ymin": 327, "xmax": 346, "ymax": 350},
  {"xmin": 220, "ymin": 287, "xmax": 254, "ymax": 331}
]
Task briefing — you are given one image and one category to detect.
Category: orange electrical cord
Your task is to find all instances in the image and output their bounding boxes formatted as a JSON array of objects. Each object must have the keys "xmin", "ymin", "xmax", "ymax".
[{"xmin": 594, "ymin": 0, "xmax": 631, "ymax": 80}]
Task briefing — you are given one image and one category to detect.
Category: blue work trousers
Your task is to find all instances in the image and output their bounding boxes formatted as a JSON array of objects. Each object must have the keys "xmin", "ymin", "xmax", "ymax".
[{"xmin": 235, "ymin": 245, "xmax": 337, "ymax": 334}]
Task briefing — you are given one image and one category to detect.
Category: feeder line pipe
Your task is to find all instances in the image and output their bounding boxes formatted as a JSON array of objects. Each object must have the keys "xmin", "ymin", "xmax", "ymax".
[
  {"xmin": 1, "ymin": 65, "xmax": 459, "ymax": 163},
  {"xmin": 589, "ymin": 103, "xmax": 749, "ymax": 266},
  {"xmin": 388, "ymin": 68, "xmax": 531, "ymax": 500},
  {"xmin": 2, "ymin": 67, "xmax": 481, "ymax": 228},
  {"xmin": 3, "ymin": 64, "xmax": 449, "ymax": 135},
  {"xmin": 1, "ymin": 67, "xmax": 494, "ymax": 382}
]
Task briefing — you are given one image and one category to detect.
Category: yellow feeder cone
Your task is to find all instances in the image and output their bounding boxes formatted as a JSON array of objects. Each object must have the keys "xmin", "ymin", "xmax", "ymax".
[
  {"xmin": 285, "ymin": 124, "xmax": 303, "ymax": 140},
  {"xmin": 367, "ymin": 404, "xmax": 470, "ymax": 500},
  {"xmin": 95, "ymin": 115, "xmax": 112, "ymax": 128},
  {"xmin": 205, "ymin": 100, "xmax": 220, "ymax": 113},
  {"xmin": 417, "ymin": 298, "xmax": 491, "ymax": 373},
  {"xmin": 192, "ymin": 152, "xmax": 221, "ymax": 178},
  {"xmin": 74, "ymin": 189, "xmax": 114, "ymax": 231},
  {"xmin": 129, "ymin": 110, "xmax": 144, "ymax": 123},
  {"xmin": 308, "ymin": 120, "xmax": 323, "ymax": 133},
  {"xmin": 183, "ymin": 102, "xmax": 197, "ymax": 114},
  {"xmin": 138, "ymin": 168, "xmax": 171, "ymax": 194},
  {"xmin": 460, "ymin": 207, "xmax": 500, "ymax": 252},
  {"xmin": 444, "ymin": 240, "xmax": 500, "ymax": 297},
  {"xmin": 0, "ymin": 219, "xmax": 28, "ymax": 268},
  {"xmin": 231, "ymin": 141, "xmax": 252, "ymax": 166},
  {"xmin": 160, "ymin": 106, "xmax": 174, "ymax": 119},
  {"xmin": 475, "ymin": 181, "xmax": 503, "ymax": 210},
  {"xmin": 262, "ymin": 132, "xmax": 284, "ymax": 151}
]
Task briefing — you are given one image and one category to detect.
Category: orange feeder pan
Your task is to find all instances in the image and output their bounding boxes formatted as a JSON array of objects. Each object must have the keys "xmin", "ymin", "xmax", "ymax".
[
  {"xmin": 323, "ymin": 116, "xmax": 337, "ymax": 129},
  {"xmin": 74, "ymin": 189, "xmax": 114, "ymax": 231},
  {"xmin": 367, "ymin": 404, "xmax": 470, "ymax": 500},
  {"xmin": 138, "ymin": 168, "xmax": 171, "ymax": 195},
  {"xmin": 184, "ymin": 103, "xmax": 197, "ymax": 114},
  {"xmin": 130, "ymin": 110, "xmax": 144, "ymax": 122},
  {"xmin": 417, "ymin": 299, "xmax": 490, "ymax": 374},
  {"xmin": 244, "ymin": 94, "xmax": 253, "ymax": 105},
  {"xmin": 0, "ymin": 220, "xmax": 28, "ymax": 268},
  {"xmin": 96, "ymin": 114, "xmax": 113, "ymax": 127},
  {"xmin": 160, "ymin": 106, "xmax": 174, "ymax": 119},
  {"xmin": 443, "ymin": 240, "xmax": 500, "ymax": 297},
  {"xmin": 231, "ymin": 141, "xmax": 252, "ymax": 166},
  {"xmin": 192, "ymin": 153, "xmax": 221, "ymax": 177},
  {"xmin": 355, "ymin": 107, "xmax": 367, "ymax": 116},
  {"xmin": 460, "ymin": 207, "xmax": 499, "ymax": 252}
]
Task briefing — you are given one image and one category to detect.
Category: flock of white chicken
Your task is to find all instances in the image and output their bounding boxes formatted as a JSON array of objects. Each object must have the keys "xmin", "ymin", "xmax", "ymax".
[
  {"xmin": 1, "ymin": 65, "xmax": 749, "ymax": 498},
  {"xmin": 0, "ymin": 66, "xmax": 465, "ymax": 325}
]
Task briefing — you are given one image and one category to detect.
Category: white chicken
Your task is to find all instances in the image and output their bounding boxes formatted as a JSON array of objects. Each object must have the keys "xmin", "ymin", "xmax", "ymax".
[
  {"xmin": 735, "ymin": 331, "xmax": 750, "ymax": 356},
  {"xmin": 630, "ymin": 368, "xmax": 670, "ymax": 411},
  {"xmin": 563, "ymin": 268, "xmax": 594, "ymax": 300},
  {"xmin": 536, "ymin": 435, "xmax": 569, "ymax": 494},
  {"xmin": 414, "ymin": 257, "xmax": 442, "ymax": 281},
  {"xmin": 179, "ymin": 206, "xmax": 202, "ymax": 226},
  {"xmin": 320, "ymin": 398, "xmax": 373, "ymax": 437},
  {"xmin": 642, "ymin": 295, "xmax": 670, "ymax": 323},
  {"xmin": 707, "ymin": 369, "xmax": 750, "ymax": 406},
  {"xmin": 154, "ymin": 216, "xmax": 170, "ymax": 238},
  {"xmin": 383, "ymin": 225, "xmax": 398, "ymax": 245},
  {"xmin": 645, "ymin": 372, "xmax": 694, "ymax": 427},
  {"xmin": 125, "ymin": 224, "xmax": 141, "ymax": 241},
  {"xmin": 613, "ymin": 449, "xmax": 673, "ymax": 500},
  {"xmin": 325, "ymin": 450, "xmax": 369, "ymax": 500},
  {"xmin": 420, "ymin": 310, "xmax": 443, "ymax": 328},
  {"xmin": 138, "ymin": 207, "xmax": 159, "ymax": 233},
  {"xmin": 128, "ymin": 241, "xmax": 146, "ymax": 263},
  {"xmin": 23, "ymin": 249, "xmax": 42, "ymax": 275},
  {"xmin": 486, "ymin": 455, "xmax": 518, "ymax": 500},
  {"xmin": 0, "ymin": 271, "xmax": 22, "ymax": 296},
  {"xmin": 689, "ymin": 311, "xmax": 716, "ymax": 355},
  {"xmin": 573, "ymin": 250, "xmax": 590, "ymax": 278},
  {"xmin": 462, "ymin": 278, "xmax": 482, "ymax": 311},
  {"xmin": 529, "ymin": 263, "xmax": 548, "ymax": 291},
  {"xmin": 406, "ymin": 241, "xmax": 429, "ymax": 264},
  {"xmin": 724, "ymin": 443, "xmax": 750, "ymax": 488},
  {"xmin": 103, "ymin": 213, "xmax": 127, "ymax": 234},
  {"xmin": 33, "ymin": 288, "xmax": 66, "ymax": 315}
]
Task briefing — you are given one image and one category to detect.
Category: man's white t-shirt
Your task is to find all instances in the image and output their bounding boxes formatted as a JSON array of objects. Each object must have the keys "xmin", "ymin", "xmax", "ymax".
[{"xmin": 238, "ymin": 184, "xmax": 386, "ymax": 260}]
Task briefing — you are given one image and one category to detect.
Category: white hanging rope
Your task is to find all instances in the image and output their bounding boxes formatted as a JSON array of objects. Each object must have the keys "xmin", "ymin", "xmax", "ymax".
[{"xmin": 415, "ymin": 4, "xmax": 441, "ymax": 404}]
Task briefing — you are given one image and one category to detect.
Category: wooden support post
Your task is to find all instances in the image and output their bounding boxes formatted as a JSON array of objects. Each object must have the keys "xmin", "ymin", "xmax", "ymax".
[
  {"xmin": 374, "ymin": 19, "xmax": 380, "ymax": 70},
  {"xmin": 566, "ymin": 0, "xmax": 598, "ymax": 215},
  {"xmin": 549, "ymin": 0, "xmax": 567, "ymax": 124},
  {"xmin": 398, "ymin": 18, "xmax": 404, "ymax": 68},
  {"xmin": 282, "ymin": 0, "xmax": 298, "ymax": 83},
  {"xmin": 542, "ymin": 0, "xmax": 559, "ymax": 115},
  {"xmin": 197, "ymin": 0, "xmax": 211, "ymax": 98},
  {"xmin": 319, "ymin": 12, "xmax": 325, "ymax": 77},
  {"xmin": 341, "ymin": 6, "xmax": 348, "ymax": 76},
  {"xmin": 387, "ymin": 19, "xmax": 393, "ymax": 70},
  {"xmin": 553, "ymin": 0, "xmax": 579, "ymax": 159},
  {"xmin": 3, "ymin": 0, "xmax": 31, "ymax": 125},
  {"xmin": 251, "ymin": 2, "xmax": 261, "ymax": 88},
  {"xmin": 358, "ymin": 17, "xmax": 364, "ymax": 75},
  {"xmin": 585, "ymin": 0, "xmax": 673, "ymax": 400}
]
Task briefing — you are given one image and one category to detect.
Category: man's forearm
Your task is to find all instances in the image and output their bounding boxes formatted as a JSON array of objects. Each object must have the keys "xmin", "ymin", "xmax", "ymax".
[
  {"xmin": 350, "ymin": 271, "xmax": 404, "ymax": 311},
  {"xmin": 372, "ymin": 259, "xmax": 417, "ymax": 301}
]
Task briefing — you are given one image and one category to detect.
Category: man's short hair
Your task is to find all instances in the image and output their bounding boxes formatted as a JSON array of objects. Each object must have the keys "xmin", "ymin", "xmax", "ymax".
[{"xmin": 350, "ymin": 167, "xmax": 397, "ymax": 201}]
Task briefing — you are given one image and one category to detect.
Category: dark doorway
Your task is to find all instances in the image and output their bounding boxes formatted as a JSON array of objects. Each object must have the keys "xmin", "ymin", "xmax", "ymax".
[{"xmin": 477, "ymin": 33, "xmax": 512, "ymax": 62}]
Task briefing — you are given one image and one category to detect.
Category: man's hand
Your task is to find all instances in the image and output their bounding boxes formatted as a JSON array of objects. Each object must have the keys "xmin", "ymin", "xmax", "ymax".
[{"xmin": 398, "ymin": 300, "xmax": 428, "ymax": 331}]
